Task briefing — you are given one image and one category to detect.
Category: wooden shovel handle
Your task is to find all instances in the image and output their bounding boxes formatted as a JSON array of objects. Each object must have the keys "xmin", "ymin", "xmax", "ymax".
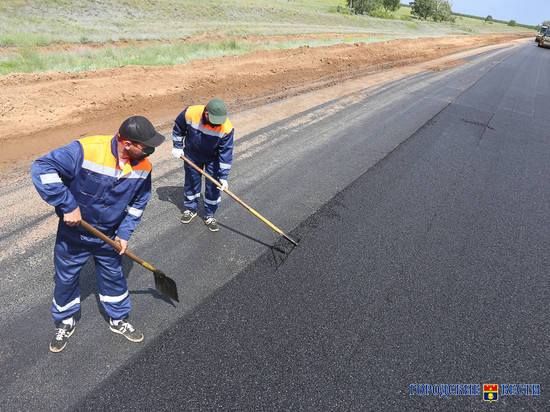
[{"xmin": 79, "ymin": 220, "xmax": 158, "ymax": 273}]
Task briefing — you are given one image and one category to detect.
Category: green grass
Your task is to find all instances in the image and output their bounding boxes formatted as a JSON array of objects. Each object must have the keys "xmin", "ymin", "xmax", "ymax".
[
  {"xmin": 0, "ymin": 0, "xmax": 533, "ymax": 75},
  {"xmin": 0, "ymin": 35, "xmax": 407, "ymax": 75},
  {"xmin": 0, "ymin": 0, "xmax": 530, "ymax": 46}
]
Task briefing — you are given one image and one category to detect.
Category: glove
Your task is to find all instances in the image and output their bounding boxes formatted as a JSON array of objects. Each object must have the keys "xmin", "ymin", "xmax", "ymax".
[
  {"xmin": 172, "ymin": 148, "xmax": 183, "ymax": 159},
  {"xmin": 218, "ymin": 179, "xmax": 228, "ymax": 192}
]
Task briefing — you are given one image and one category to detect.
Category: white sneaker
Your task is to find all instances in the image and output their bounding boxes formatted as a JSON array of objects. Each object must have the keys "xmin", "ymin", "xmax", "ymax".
[
  {"xmin": 109, "ymin": 318, "xmax": 144, "ymax": 343},
  {"xmin": 180, "ymin": 209, "xmax": 198, "ymax": 224},
  {"xmin": 204, "ymin": 216, "xmax": 219, "ymax": 232}
]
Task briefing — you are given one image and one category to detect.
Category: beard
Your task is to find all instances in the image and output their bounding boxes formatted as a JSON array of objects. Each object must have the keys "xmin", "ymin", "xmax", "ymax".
[{"xmin": 133, "ymin": 146, "xmax": 155, "ymax": 160}]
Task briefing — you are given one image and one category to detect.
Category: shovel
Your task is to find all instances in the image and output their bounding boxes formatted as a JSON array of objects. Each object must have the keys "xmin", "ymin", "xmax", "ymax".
[
  {"xmin": 80, "ymin": 220, "xmax": 179, "ymax": 302},
  {"xmin": 180, "ymin": 154, "xmax": 298, "ymax": 246}
]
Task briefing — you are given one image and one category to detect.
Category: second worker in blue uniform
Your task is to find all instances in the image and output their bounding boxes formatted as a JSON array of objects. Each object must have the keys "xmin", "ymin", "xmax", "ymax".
[{"xmin": 171, "ymin": 98, "xmax": 234, "ymax": 232}]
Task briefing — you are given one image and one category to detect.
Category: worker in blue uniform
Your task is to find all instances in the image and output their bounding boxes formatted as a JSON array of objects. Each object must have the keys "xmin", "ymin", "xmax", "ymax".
[
  {"xmin": 171, "ymin": 98, "xmax": 234, "ymax": 232},
  {"xmin": 31, "ymin": 116, "xmax": 165, "ymax": 353}
]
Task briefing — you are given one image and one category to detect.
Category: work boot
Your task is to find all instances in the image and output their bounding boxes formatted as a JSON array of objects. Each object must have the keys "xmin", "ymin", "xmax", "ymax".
[
  {"xmin": 109, "ymin": 318, "xmax": 144, "ymax": 343},
  {"xmin": 204, "ymin": 216, "xmax": 219, "ymax": 232},
  {"xmin": 49, "ymin": 322, "xmax": 76, "ymax": 353},
  {"xmin": 180, "ymin": 209, "xmax": 198, "ymax": 224}
]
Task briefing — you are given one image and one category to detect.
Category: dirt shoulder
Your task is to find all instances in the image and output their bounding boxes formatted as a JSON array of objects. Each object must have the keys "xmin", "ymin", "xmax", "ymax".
[{"xmin": 0, "ymin": 33, "xmax": 532, "ymax": 171}]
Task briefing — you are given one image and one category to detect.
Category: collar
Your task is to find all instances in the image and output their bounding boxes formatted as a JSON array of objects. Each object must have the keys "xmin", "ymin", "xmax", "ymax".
[
  {"xmin": 201, "ymin": 112, "xmax": 222, "ymax": 130},
  {"xmin": 111, "ymin": 135, "xmax": 139, "ymax": 171}
]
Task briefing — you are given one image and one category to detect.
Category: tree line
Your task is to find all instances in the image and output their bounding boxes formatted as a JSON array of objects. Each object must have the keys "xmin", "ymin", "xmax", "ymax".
[
  {"xmin": 454, "ymin": 11, "xmax": 538, "ymax": 30},
  {"xmin": 347, "ymin": 1, "xmax": 539, "ymax": 28},
  {"xmin": 346, "ymin": 0, "xmax": 454, "ymax": 22}
]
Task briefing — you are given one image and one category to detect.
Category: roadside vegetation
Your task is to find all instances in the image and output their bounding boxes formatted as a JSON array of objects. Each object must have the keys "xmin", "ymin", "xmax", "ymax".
[
  {"xmin": 0, "ymin": 35, "xmax": 400, "ymax": 74},
  {"xmin": 0, "ymin": 0, "xmax": 533, "ymax": 75}
]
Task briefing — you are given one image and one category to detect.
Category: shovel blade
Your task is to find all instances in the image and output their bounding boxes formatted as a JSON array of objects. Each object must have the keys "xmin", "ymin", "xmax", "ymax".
[{"xmin": 153, "ymin": 270, "xmax": 179, "ymax": 302}]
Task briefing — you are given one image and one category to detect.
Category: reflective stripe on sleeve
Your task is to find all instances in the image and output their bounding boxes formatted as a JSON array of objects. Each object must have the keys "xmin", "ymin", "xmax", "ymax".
[
  {"xmin": 172, "ymin": 133, "xmax": 184, "ymax": 142},
  {"xmin": 127, "ymin": 207, "xmax": 143, "ymax": 217},
  {"xmin": 99, "ymin": 290, "xmax": 129, "ymax": 303},
  {"xmin": 40, "ymin": 173, "xmax": 62, "ymax": 185},
  {"xmin": 219, "ymin": 162, "xmax": 231, "ymax": 170}
]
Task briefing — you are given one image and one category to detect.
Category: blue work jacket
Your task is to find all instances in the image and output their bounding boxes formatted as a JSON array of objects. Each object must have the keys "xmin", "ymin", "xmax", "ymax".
[
  {"xmin": 30, "ymin": 135, "xmax": 152, "ymax": 240},
  {"xmin": 172, "ymin": 105, "xmax": 234, "ymax": 180}
]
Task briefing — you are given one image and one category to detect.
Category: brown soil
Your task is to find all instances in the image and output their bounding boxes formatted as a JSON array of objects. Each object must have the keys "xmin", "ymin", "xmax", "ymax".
[{"xmin": 0, "ymin": 33, "xmax": 532, "ymax": 171}]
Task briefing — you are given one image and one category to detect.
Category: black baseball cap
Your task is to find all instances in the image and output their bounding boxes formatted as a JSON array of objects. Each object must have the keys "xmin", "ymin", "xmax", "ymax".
[{"xmin": 118, "ymin": 116, "xmax": 165, "ymax": 147}]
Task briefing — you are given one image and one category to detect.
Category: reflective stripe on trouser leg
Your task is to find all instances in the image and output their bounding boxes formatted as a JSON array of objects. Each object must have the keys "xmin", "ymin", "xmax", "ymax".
[
  {"xmin": 183, "ymin": 160, "xmax": 204, "ymax": 211},
  {"xmin": 93, "ymin": 243, "xmax": 131, "ymax": 320},
  {"xmin": 204, "ymin": 160, "xmax": 221, "ymax": 216},
  {"xmin": 52, "ymin": 234, "xmax": 91, "ymax": 323}
]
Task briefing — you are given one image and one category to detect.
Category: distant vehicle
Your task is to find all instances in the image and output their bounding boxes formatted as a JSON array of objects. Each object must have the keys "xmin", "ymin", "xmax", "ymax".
[
  {"xmin": 536, "ymin": 26, "xmax": 548, "ymax": 42},
  {"xmin": 539, "ymin": 33, "xmax": 550, "ymax": 48}
]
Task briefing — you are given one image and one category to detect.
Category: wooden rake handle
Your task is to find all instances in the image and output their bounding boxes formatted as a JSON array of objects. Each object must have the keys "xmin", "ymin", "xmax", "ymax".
[{"xmin": 180, "ymin": 154, "xmax": 298, "ymax": 246}]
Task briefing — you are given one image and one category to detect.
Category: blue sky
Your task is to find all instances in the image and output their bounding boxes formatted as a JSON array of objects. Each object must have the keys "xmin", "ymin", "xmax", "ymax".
[{"xmin": 450, "ymin": 0, "xmax": 549, "ymax": 26}]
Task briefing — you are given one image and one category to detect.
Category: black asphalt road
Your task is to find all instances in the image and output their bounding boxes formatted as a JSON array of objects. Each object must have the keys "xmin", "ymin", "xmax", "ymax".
[
  {"xmin": 77, "ymin": 43, "xmax": 548, "ymax": 410},
  {"xmin": 2, "ymin": 42, "xmax": 548, "ymax": 411}
]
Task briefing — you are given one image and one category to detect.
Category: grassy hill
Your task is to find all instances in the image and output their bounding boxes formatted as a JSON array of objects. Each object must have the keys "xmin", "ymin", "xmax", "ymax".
[
  {"xmin": 0, "ymin": 0, "xmax": 532, "ymax": 75},
  {"xmin": 0, "ymin": 0, "xmax": 530, "ymax": 47}
]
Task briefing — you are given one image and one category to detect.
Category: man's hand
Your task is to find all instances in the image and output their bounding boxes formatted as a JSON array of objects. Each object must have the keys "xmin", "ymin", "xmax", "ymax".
[
  {"xmin": 172, "ymin": 148, "xmax": 184, "ymax": 159},
  {"xmin": 218, "ymin": 179, "xmax": 228, "ymax": 192},
  {"xmin": 114, "ymin": 236, "xmax": 128, "ymax": 255},
  {"xmin": 64, "ymin": 206, "xmax": 82, "ymax": 227}
]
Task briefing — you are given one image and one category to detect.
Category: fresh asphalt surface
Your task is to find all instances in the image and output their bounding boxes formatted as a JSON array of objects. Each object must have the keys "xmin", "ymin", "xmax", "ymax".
[
  {"xmin": 2, "ymin": 41, "xmax": 549, "ymax": 410},
  {"xmin": 81, "ymin": 42, "xmax": 548, "ymax": 410}
]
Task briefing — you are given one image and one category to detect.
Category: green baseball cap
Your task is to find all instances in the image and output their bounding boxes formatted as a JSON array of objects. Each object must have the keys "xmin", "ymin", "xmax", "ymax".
[{"xmin": 205, "ymin": 98, "xmax": 227, "ymax": 125}]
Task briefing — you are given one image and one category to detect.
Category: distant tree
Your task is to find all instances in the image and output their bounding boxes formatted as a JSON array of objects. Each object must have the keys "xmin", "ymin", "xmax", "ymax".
[
  {"xmin": 508, "ymin": 19, "xmax": 516, "ymax": 26},
  {"xmin": 382, "ymin": 0, "xmax": 400, "ymax": 12},
  {"xmin": 433, "ymin": 0, "xmax": 453, "ymax": 22},
  {"xmin": 542, "ymin": 20, "xmax": 550, "ymax": 26},
  {"xmin": 485, "ymin": 15, "xmax": 493, "ymax": 22},
  {"xmin": 410, "ymin": 0, "xmax": 435, "ymax": 20},
  {"xmin": 347, "ymin": 0, "xmax": 382, "ymax": 14}
]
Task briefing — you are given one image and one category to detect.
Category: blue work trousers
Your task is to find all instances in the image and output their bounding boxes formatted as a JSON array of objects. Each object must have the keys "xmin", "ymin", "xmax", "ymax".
[
  {"xmin": 51, "ymin": 221, "xmax": 131, "ymax": 324},
  {"xmin": 183, "ymin": 154, "xmax": 221, "ymax": 216}
]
